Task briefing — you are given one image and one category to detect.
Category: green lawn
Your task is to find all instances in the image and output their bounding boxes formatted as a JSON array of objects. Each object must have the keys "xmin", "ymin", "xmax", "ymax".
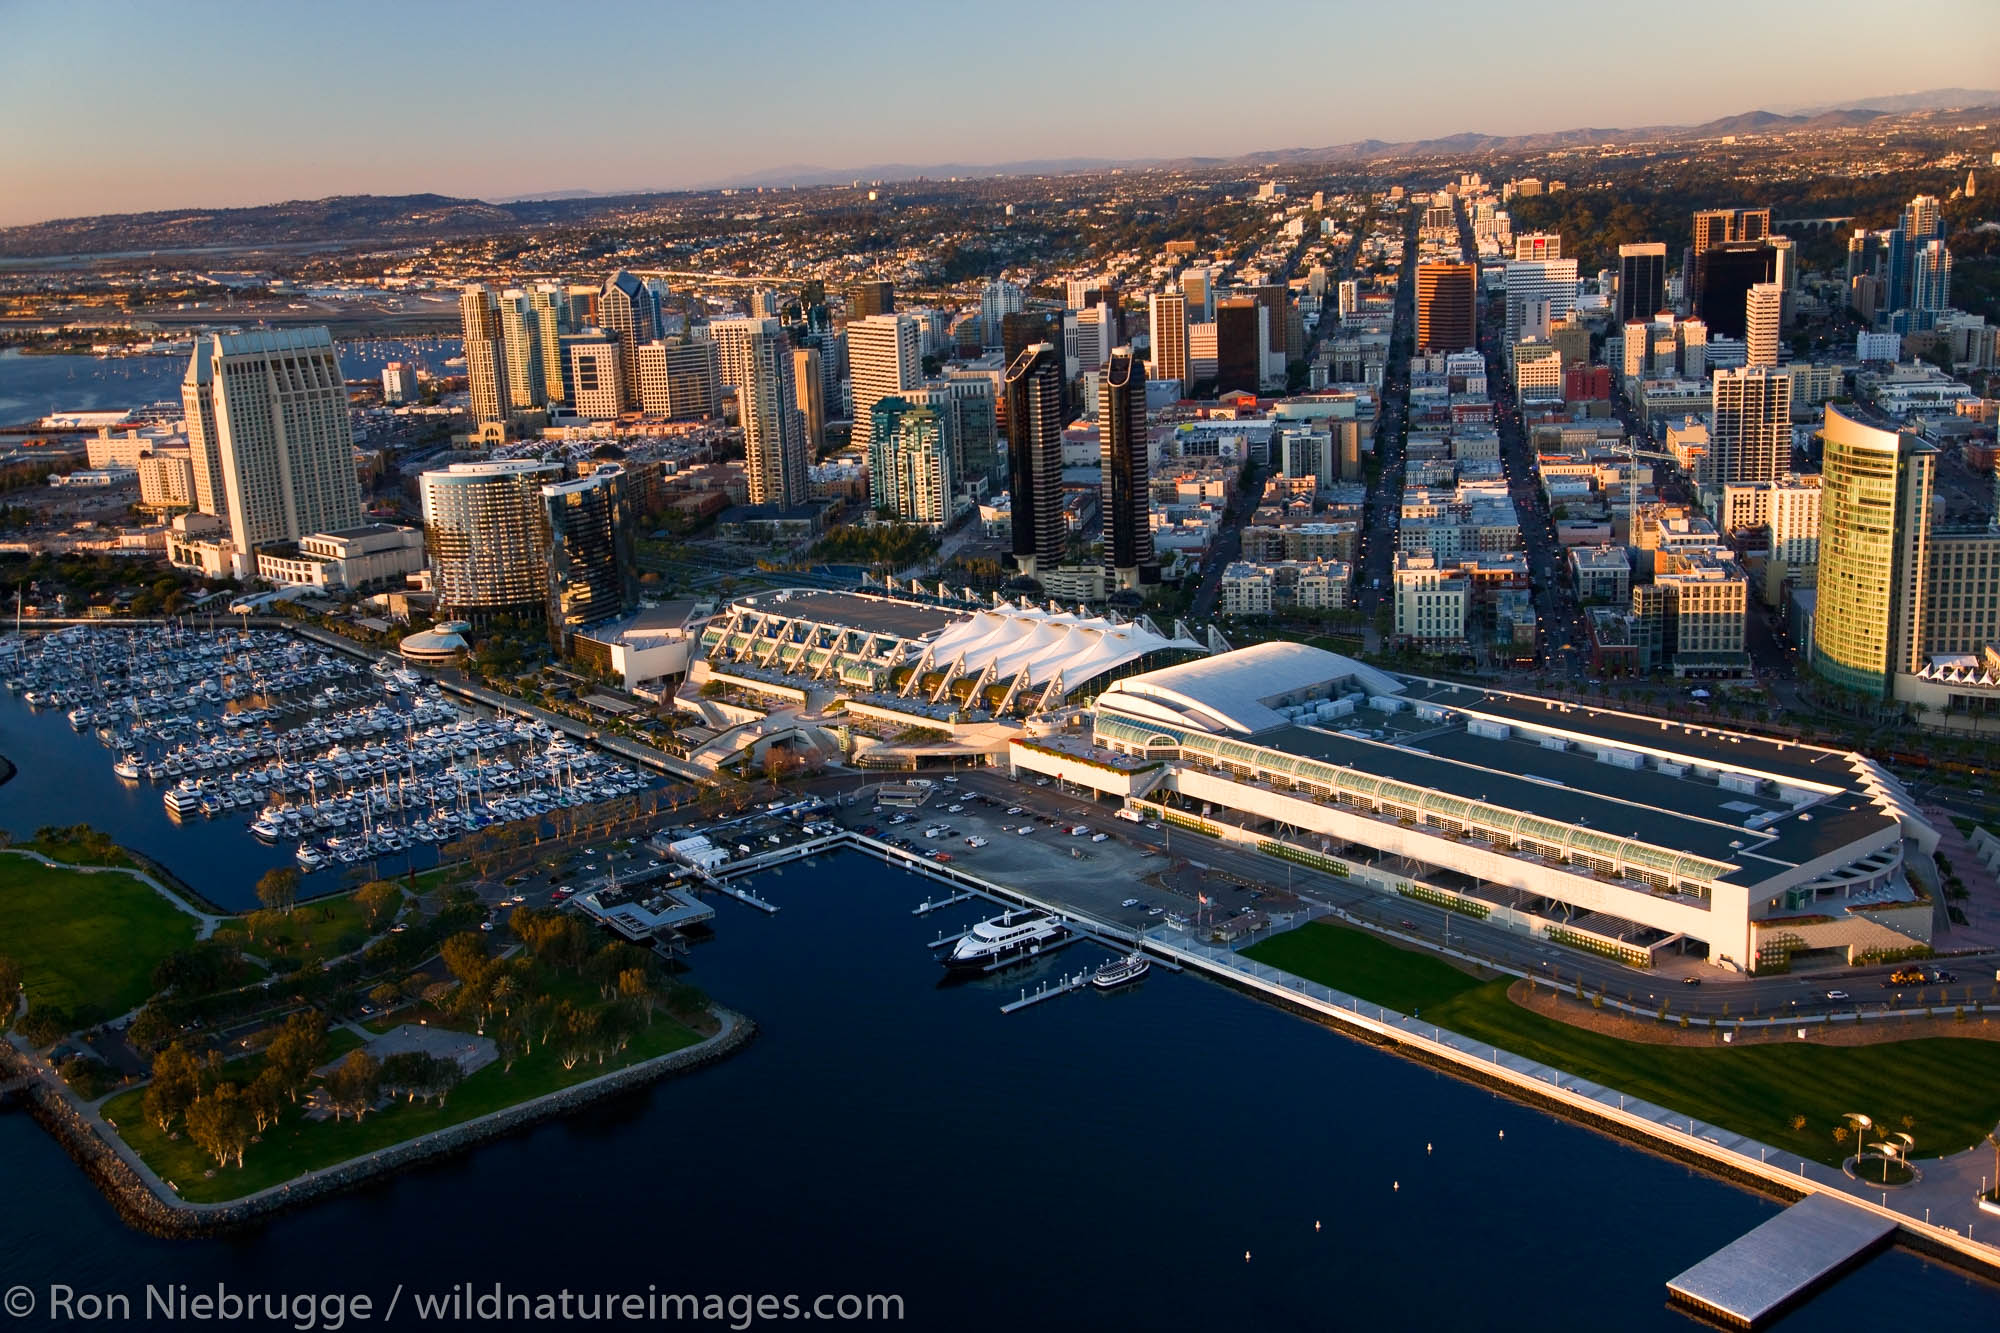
[
  {"xmin": 102, "ymin": 1015, "xmax": 702, "ymax": 1203},
  {"xmin": 210, "ymin": 892, "xmax": 378, "ymax": 961},
  {"xmin": 0, "ymin": 856, "xmax": 199, "ymax": 1018},
  {"xmin": 1245, "ymin": 921, "xmax": 2000, "ymax": 1164},
  {"xmin": 18, "ymin": 833, "xmax": 135, "ymax": 869}
]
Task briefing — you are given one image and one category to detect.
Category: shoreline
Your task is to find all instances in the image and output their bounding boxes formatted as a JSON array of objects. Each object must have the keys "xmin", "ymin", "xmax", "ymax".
[{"xmin": 3, "ymin": 1006, "xmax": 754, "ymax": 1237}]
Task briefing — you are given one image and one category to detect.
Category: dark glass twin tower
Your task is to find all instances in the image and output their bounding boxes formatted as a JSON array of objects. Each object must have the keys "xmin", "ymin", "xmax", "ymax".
[{"xmin": 1003, "ymin": 342, "xmax": 1152, "ymax": 589}]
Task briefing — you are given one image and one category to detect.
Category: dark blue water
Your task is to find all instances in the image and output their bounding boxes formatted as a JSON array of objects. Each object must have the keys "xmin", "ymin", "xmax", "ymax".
[
  {"xmin": 0, "ymin": 340, "xmax": 461, "ymax": 424},
  {"xmin": 1, "ymin": 840, "xmax": 1995, "ymax": 1330}
]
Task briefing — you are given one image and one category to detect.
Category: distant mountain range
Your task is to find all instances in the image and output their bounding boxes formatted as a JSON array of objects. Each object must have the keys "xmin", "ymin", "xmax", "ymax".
[{"xmin": 6, "ymin": 88, "xmax": 1997, "ymax": 258}]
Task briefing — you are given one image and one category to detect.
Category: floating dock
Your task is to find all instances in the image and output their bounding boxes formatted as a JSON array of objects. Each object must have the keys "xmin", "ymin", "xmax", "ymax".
[
  {"xmin": 1000, "ymin": 971, "xmax": 1090, "ymax": 1013},
  {"xmin": 912, "ymin": 890, "xmax": 976, "ymax": 916},
  {"xmin": 1666, "ymin": 1192, "xmax": 1897, "ymax": 1328}
]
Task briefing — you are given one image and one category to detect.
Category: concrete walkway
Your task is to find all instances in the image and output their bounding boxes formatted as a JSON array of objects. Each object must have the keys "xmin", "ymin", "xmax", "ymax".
[
  {"xmin": 1150, "ymin": 913, "xmax": 2000, "ymax": 1265},
  {"xmin": 1928, "ymin": 807, "xmax": 2000, "ymax": 952}
]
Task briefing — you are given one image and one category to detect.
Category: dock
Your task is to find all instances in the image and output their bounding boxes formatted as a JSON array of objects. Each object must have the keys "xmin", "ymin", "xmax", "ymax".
[
  {"xmin": 913, "ymin": 890, "xmax": 976, "ymax": 916},
  {"xmin": 700, "ymin": 875, "xmax": 779, "ymax": 913},
  {"xmin": 1666, "ymin": 1193, "xmax": 1897, "ymax": 1328},
  {"xmin": 999, "ymin": 971, "xmax": 1090, "ymax": 1013}
]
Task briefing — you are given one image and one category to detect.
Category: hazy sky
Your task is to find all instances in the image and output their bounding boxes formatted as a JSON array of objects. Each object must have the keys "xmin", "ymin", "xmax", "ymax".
[{"xmin": 4, "ymin": 0, "xmax": 1998, "ymax": 227}]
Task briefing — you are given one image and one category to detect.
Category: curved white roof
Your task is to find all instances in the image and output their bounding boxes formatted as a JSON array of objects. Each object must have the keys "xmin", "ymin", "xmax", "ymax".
[
  {"xmin": 1095, "ymin": 641, "xmax": 1402, "ymax": 736},
  {"xmin": 919, "ymin": 604, "xmax": 1203, "ymax": 691}
]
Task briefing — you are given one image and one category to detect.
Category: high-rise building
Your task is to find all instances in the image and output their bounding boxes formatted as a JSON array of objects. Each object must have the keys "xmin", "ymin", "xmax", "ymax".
[
  {"xmin": 1709, "ymin": 366, "xmax": 1791, "ymax": 486},
  {"xmin": 598, "ymin": 271, "xmax": 657, "ymax": 409},
  {"xmin": 867, "ymin": 399, "xmax": 954, "ymax": 525},
  {"xmin": 498, "ymin": 290, "xmax": 546, "ymax": 411},
  {"xmin": 1003, "ymin": 343, "xmax": 1065, "ymax": 579},
  {"xmin": 380, "ymin": 361, "xmax": 419, "ymax": 406},
  {"xmin": 849, "ymin": 313, "xmax": 922, "ymax": 454},
  {"xmin": 1813, "ymin": 406, "xmax": 1935, "ymax": 699},
  {"xmin": 1148, "ymin": 290, "xmax": 1190, "ymax": 394},
  {"xmin": 458, "ymin": 284, "xmax": 508, "ymax": 424},
  {"xmin": 526, "ymin": 284, "xmax": 570, "ymax": 404},
  {"xmin": 847, "ymin": 280, "xmax": 894, "ymax": 320},
  {"xmin": 542, "ymin": 465, "xmax": 638, "ymax": 648},
  {"xmin": 181, "ymin": 328, "xmax": 363, "ymax": 572},
  {"xmin": 1502, "ymin": 258, "xmax": 1578, "ymax": 346},
  {"xmin": 419, "ymin": 460, "xmax": 565, "ymax": 621},
  {"xmin": 562, "ymin": 331, "xmax": 623, "ymax": 421},
  {"xmin": 1744, "ymin": 283, "xmax": 1782, "ymax": 369},
  {"xmin": 1100, "ymin": 348, "xmax": 1152, "ymax": 591},
  {"xmin": 793, "ymin": 346, "xmax": 825, "ymax": 453},
  {"xmin": 1214, "ymin": 297, "xmax": 1266, "ymax": 394},
  {"xmin": 1693, "ymin": 240, "xmax": 1778, "ymax": 340},
  {"xmin": 1515, "ymin": 232, "xmax": 1562, "ymax": 261},
  {"xmin": 1616, "ymin": 243, "xmax": 1667, "ymax": 325},
  {"xmin": 1001, "ymin": 310, "xmax": 1068, "ymax": 419},
  {"xmin": 708, "ymin": 318, "xmax": 757, "ymax": 399},
  {"xmin": 1182, "ymin": 267, "xmax": 1219, "ymax": 322},
  {"xmin": 718, "ymin": 317, "xmax": 807, "ymax": 508},
  {"xmin": 981, "ymin": 279, "xmax": 1024, "ymax": 349},
  {"xmin": 1336, "ymin": 279, "xmax": 1359, "ymax": 322},
  {"xmin": 1691, "ymin": 208, "xmax": 1770, "ymax": 255},
  {"xmin": 907, "ymin": 378, "xmax": 995, "ymax": 486},
  {"xmin": 1415, "ymin": 261, "xmax": 1476, "ymax": 353},
  {"xmin": 1909, "ymin": 240, "xmax": 1952, "ymax": 329},
  {"xmin": 630, "ymin": 338, "xmax": 721, "ymax": 420}
]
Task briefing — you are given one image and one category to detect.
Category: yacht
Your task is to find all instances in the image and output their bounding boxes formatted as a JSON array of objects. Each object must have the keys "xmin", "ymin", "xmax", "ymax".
[
  {"xmin": 294, "ymin": 843, "xmax": 326, "ymax": 871},
  {"xmin": 162, "ymin": 780, "xmax": 203, "ymax": 818},
  {"xmin": 943, "ymin": 910, "xmax": 1070, "ymax": 972},
  {"xmin": 112, "ymin": 753, "xmax": 143, "ymax": 780},
  {"xmin": 1090, "ymin": 952, "xmax": 1152, "ymax": 990}
]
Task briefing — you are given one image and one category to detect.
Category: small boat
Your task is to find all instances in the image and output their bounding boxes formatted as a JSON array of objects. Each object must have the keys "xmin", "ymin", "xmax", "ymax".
[
  {"xmin": 295, "ymin": 843, "xmax": 326, "ymax": 871},
  {"xmin": 1091, "ymin": 952, "xmax": 1152, "ymax": 990}
]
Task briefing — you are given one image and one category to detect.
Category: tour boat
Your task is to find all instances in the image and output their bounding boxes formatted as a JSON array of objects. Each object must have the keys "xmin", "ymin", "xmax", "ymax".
[
  {"xmin": 943, "ymin": 910, "xmax": 1070, "ymax": 972},
  {"xmin": 1090, "ymin": 951, "xmax": 1152, "ymax": 990}
]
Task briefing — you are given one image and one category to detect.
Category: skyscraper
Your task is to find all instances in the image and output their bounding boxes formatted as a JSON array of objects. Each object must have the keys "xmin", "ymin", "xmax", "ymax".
[
  {"xmin": 868, "ymin": 400, "xmax": 954, "ymax": 525},
  {"xmin": 1744, "ymin": 283, "xmax": 1782, "ymax": 369},
  {"xmin": 562, "ymin": 331, "xmax": 623, "ymax": 421},
  {"xmin": 1515, "ymin": 232, "xmax": 1562, "ymax": 261},
  {"xmin": 1003, "ymin": 343, "xmax": 1065, "ymax": 579},
  {"xmin": 1100, "ymin": 348, "xmax": 1152, "ymax": 591},
  {"xmin": 1147, "ymin": 290, "xmax": 1190, "ymax": 393},
  {"xmin": 717, "ymin": 317, "xmax": 807, "ymax": 508},
  {"xmin": 1214, "ymin": 297, "xmax": 1265, "ymax": 394},
  {"xmin": 1616, "ymin": 242, "xmax": 1667, "ymax": 325},
  {"xmin": 1001, "ymin": 310, "xmax": 1067, "ymax": 420},
  {"xmin": 633, "ymin": 338, "xmax": 721, "ymax": 420},
  {"xmin": 1693, "ymin": 241, "xmax": 1778, "ymax": 341},
  {"xmin": 526, "ymin": 284, "xmax": 570, "ymax": 404},
  {"xmin": 849, "ymin": 313, "xmax": 922, "ymax": 454},
  {"xmin": 1415, "ymin": 261, "xmax": 1476, "ymax": 353},
  {"xmin": 598, "ymin": 271, "xmax": 657, "ymax": 409},
  {"xmin": 458, "ymin": 284, "xmax": 508, "ymax": 424},
  {"xmin": 981, "ymin": 279, "xmax": 1024, "ymax": 349},
  {"xmin": 181, "ymin": 328, "xmax": 364, "ymax": 573},
  {"xmin": 419, "ymin": 460, "xmax": 564, "ymax": 621},
  {"xmin": 1502, "ymin": 258, "xmax": 1578, "ymax": 345},
  {"xmin": 1709, "ymin": 366, "xmax": 1791, "ymax": 486},
  {"xmin": 1813, "ymin": 405, "xmax": 1935, "ymax": 700},
  {"xmin": 498, "ymin": 290, "xmax": 546, "ymax": 411},
  {"xmin": 543, "ymin": 465, "xmax": 638, "ymax": 648},
  {"xmin": 1691, "ymin": 207, "xmax": 1770, "ymax": 255},
  {"xmin": 846, "ymin": 280, "xmax": 894, "ymax": 320},
  {"xmin": 793, "ymin": 346, "xmax": 825, "ymax": 453},
  {"xmin": 1909, "ymin": 240, "xmax": 1952, "ymax": 330}
]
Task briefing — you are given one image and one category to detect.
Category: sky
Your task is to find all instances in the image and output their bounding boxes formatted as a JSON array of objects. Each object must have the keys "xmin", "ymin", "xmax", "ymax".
[{"xmin": 3, "ymin": 0, "xmax": 1999, "ymax": 228}]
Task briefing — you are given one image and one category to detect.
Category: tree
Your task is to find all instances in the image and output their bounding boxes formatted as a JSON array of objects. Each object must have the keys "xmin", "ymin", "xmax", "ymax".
[
  {"xmin": 125, "ymin": 1006, "xmax": 173, "ymax": 1055},
  {"xmin": 247, "ymin": 1068, "xmax": 287, "ymax": 1133},
  {"xmin": 617, "ymin": 968, "xmax": 657, "ymax": 1022},
  {"xmin": 185, "ymin": 1084, "xmax": 252, "ymax": 1168},
  {"xmin": 264, "ymin": 1010, "xmax": 327, "ymax": 1100},
  {"xmin": 143, "ymin": 1043, "xmax": 202, "ymax": 1133},
  {"xmin": 354, "ymin": 880, "xmax": 400, "ymax": 931},
  {"xmin": 439, "ymin": 931, "xmax": 491, "ymax": 985},
  {"xmin": 256, "ymin": 866, "xmax": 301, "ymax": 916},
  {"xmin": 326, "ymin": 1050, "xmax": 382, "ymax": 1121},
  {"xmin": 0, "ymin": 954, "xmax": 20, "ymax": 1028}
]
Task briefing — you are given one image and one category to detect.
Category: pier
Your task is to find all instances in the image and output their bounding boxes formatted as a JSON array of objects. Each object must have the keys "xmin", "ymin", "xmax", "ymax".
[
  {"xmin": 912, "ymin": 890, "xmax": 975, "ymax": 916},
  {"xmin": 999, "ymin": 971, "xmax": 1090, "ymax": 1013},
  {"xmin": 1667, "ymin": 1193, "xmax": 1898, "ymax": 1328}
]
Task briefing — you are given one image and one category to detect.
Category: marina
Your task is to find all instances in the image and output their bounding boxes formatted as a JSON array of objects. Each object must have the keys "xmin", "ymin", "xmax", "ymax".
[{"xmin": 1, "ymin": 625, "xmax": 656, "ymax": 895}]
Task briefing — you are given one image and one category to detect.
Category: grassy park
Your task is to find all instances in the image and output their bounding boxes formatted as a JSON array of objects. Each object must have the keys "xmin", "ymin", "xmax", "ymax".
[
  {"xmin": 0, "ymin": 854, "xmax": 199, "ymax": 1018},
  {"xmin": 1245, "ymin": 921, "xmax": 2000, "ymax": 1166},
  {"xmin": 101, "ymin": 1012, "xmax": 701, "ymax": 1203}
]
